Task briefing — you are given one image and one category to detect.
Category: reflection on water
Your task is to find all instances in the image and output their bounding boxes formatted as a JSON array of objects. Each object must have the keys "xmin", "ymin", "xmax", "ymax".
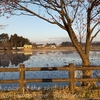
[
  {"xmin": 0, "ymin": 51, "xmax": 31, "ymax": 67},
  {"xmin": 0, "ymin": 50, "xmax": 100, "ymax": 67},
  {"xmin": 0, "ymin": 50, "xmax": 100, "ymax": 88}
]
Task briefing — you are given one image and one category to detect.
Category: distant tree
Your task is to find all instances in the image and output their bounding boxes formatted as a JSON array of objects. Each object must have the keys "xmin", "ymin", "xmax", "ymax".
[
  {"xmin": 0, "ymin": 33, "xmax": 9, "ymax": 42},
  {"xmin": 9, "ymin": 34, "xmax": 31, "ymax": 48},
  {"xmin": 0, "ymin": 33, "xmax": 11, "ymax": 50},
  {"xmin": 32, "ymin": 43, "xmax": 37, "ymax": 48},
  {"xmin": 91, "ymin": 42, "xmax": 100, "ymax": 46},
  {"xmin": 61, "ymin": 41, "xmax": 73, "ymax": 47},
  {"xmin": 13, "ymin": 34, "xmax": 17, "ymax": 49},
  {"xmin": 46, "ymin": 43, "xmax": 56, "ymax": 46},
  {"xmin": 2, "ymin": 42, "xmax": 12, "ymax": 50},
  {"xmin": 24, "ymin": 38, "xmax": 32, "ymax": 45}
]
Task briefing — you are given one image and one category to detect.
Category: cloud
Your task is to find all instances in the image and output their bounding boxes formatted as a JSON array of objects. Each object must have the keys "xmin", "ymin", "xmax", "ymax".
[
  {"xmin": 32, "ymin": 35, "xmax": 100, "ymax": 44},
  {"xmin": 33, "ymin": 37, "xmax": 71, "ymax": 44}
]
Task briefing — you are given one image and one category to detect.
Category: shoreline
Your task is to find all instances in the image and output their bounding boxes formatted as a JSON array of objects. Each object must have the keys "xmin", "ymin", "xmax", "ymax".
[{"xmin": 0, "ymin": 46, "xmax": 100, "ymax": 53}]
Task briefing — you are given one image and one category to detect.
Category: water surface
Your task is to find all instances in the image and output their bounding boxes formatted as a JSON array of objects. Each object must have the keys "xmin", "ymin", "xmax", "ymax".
[{"xmin": 0, "ymin": 50, "xmax": 100, "ymax": 89}]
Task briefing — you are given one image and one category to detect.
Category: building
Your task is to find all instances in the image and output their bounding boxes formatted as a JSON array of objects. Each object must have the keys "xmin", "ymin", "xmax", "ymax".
[
  {"xmin": 45, "ymin": 43, "xmax": 56, "ymax": 49},
  {"xmin": 23, "ymin": 44, "xmax": 33, "ymax": 49},
  {"xmin": 37, "ymin": 44, "xmax": 45, "ymax": 48}
]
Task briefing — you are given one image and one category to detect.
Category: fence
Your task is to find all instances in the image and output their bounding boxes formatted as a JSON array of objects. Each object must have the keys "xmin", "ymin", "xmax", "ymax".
[{"xmin": 0, "ymin": 63, "xmax": 100, "ymax": 94}]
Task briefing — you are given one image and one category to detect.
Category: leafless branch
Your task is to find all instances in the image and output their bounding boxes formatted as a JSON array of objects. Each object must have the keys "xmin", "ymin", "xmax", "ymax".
[
  {"xmin": 0, "ymin": 24, "xmax": 8, "ymax": 29},
  {"xmin": 15, "ymin": 2, "xmax": 66, "ymax": 30},
  {"xmin": 90, "ymin": 30, "xmax": 100, "ymax": 43},
  {"xmin": 91, "ymin": 22, "xmax": 100, "ymax": 34}
]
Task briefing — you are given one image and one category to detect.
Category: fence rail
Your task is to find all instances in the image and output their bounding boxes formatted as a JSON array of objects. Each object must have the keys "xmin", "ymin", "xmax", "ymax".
[{"xmin": 0, "ymin": 63, "xmax": 100, "ymax": 93}]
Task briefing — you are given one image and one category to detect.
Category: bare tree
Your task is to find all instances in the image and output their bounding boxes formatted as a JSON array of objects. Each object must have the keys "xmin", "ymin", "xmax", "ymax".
[{"xmin": 0, "ymin": 0, "xmax": 100, "ymax": 83}]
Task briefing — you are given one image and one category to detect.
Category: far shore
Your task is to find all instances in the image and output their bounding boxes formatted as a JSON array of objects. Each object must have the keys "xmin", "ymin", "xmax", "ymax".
[
  {"xmin": 0, "ymin": 46, "xmax": 100, "ymax": 52},
  {"xmin": 17, "ymin": 46, "xmax": 100, "ymax": 51}
]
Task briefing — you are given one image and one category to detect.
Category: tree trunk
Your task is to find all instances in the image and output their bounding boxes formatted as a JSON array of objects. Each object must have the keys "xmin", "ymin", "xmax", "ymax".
[
  {"xmin": 65, "ymin": 23, "xmax": 92, "ymax": 86},
  {"xmin": 82, "ymin": 56, "xmax": 92, "ymax": 86}
]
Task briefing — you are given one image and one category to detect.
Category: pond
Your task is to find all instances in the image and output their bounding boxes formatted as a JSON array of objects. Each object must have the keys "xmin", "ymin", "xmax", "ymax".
[{"xmin": 0, "ymin": 50, "xmax": 100, "ymax": 90}]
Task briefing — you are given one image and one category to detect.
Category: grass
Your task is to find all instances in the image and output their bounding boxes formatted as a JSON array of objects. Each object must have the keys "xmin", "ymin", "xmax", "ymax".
[
  {"xmin": 76, "ymin": 85, "xmax": 100, "ymax": 99},
  {"xmin": 0, "ymin": 85, "xmax": 100, "ymax": 100}
]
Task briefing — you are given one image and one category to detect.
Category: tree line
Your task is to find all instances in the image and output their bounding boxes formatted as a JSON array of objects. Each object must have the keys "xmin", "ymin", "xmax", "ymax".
[
  {"xmin": 0, "ymin": 33, "xmax": 31, "ymax": 50},
  {"xmin": 60, "ymin": 41, "xmax": 100, "ymax": 47}
]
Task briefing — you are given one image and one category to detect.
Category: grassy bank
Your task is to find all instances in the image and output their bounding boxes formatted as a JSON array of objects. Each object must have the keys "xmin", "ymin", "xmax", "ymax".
[{"xmin": 0, "ymin": 85, "xmax": 100, "ymax": 100}]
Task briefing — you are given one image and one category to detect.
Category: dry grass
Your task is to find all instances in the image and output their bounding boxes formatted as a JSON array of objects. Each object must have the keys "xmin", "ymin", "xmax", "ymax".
[{"xmin": 0, "ymin": 85, "xmax": 100, "ymax": 100}]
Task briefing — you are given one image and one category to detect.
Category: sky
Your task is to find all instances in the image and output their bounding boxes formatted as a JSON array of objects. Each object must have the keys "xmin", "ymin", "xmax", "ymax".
[
  {"xmin": 0, "ymin": 5, "xmax": 100, "ymax": 44},
  {"xmin": 0, "ymin": 15, "xmax": 70, "ymax": 44}
]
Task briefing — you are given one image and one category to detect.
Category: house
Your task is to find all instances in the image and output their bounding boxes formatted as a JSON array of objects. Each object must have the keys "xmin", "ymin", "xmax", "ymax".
[
  {"xmin": 50, "ymin": 44, "xmax": 56, "ymax": 48},
  {"xmin": 37, "ymin": 44, "xmax": 45, "ymax": 48},
  {"xmin": 45, "ymin": 43, "xmax": 56, "ymax": 49},
  {"xmin": 23, "ymin": 44, "xmax": 33, "ymax": 49}
]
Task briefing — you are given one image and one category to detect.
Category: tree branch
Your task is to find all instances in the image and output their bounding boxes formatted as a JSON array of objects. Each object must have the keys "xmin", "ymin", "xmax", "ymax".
[
  {"xmin": 14, "ymin": 2, "xmax": 66, "ymax": 30},
  {"xmin": 91, "ymin": 22, "xmax": 100, "ymax": 34},
  {"xmin": 90, "ymin": 30, "xmax": 100, "ymax": 43}
]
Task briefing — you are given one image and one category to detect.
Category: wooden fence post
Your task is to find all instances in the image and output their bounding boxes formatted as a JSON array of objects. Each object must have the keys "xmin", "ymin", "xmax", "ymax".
[
  {"xmin": 69, "ymin": 63, "xmax": 75, "ymax": 94},
  {"xmin": 19, "ymin": 64, "xmax": 25, "ymax": 94}
]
